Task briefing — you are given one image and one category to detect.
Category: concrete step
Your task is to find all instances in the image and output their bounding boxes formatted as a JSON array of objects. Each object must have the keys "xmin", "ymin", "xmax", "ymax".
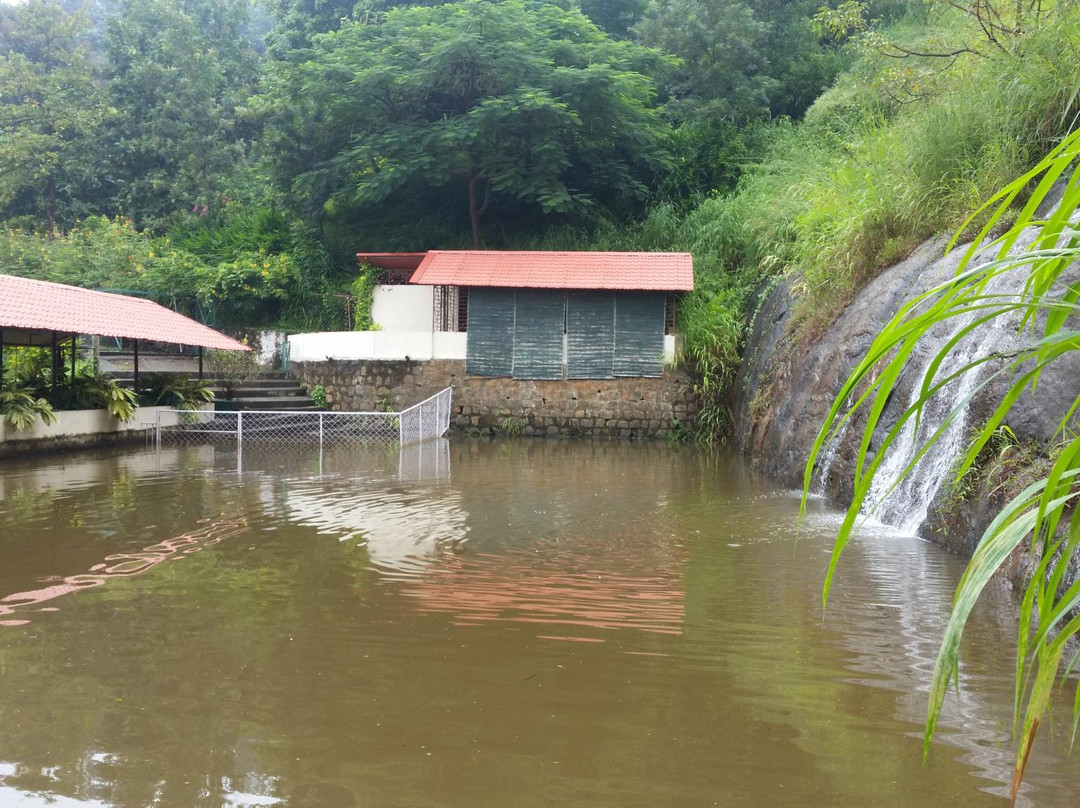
[
  {"xmin": 232, "ymin": 396, "xmax": 319, "ymax": 411},
  {"xmin": 213, "ymin": 385, "xmax": 307, "ymax": 398},
  {"xmin": 118, "ymin": 376, "xmax": 295, "ymax": 389}
]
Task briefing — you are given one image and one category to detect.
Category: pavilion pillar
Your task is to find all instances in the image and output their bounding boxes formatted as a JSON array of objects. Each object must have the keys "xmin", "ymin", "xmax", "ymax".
[
  {"xmin": 198, "ymin": 346, "xmax": 204, "ymax": 379},
  {"xmin": 50, "ymin": 331, "xmax": 59, "ymax": 392},
  {"xmin": 70, "ymin": 335, "xmax": 77, "ymax": 387},
  {"xmin": 0, "ymin": 328, "xmax": 4, "ymax": 380},
  {"xmin": 133, "ymin": 339, "xmax": 140, "ymax": 395}
]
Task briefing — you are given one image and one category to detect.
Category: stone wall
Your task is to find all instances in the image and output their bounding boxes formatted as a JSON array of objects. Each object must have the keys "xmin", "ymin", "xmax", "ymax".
[{"xmin": 291, "ymin": 359, "xmax": 698, "ymax": 439}]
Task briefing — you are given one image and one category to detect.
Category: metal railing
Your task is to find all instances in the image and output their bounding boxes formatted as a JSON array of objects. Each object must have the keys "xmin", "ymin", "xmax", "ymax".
[{"xmin": 155, "ymin": 387, "xmax": 452, "ymax": 450}]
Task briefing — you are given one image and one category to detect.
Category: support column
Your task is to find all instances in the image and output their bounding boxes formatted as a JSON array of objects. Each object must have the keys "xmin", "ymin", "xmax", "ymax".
[
  {"xmin": 198, "ymin": 346, "xmax": 204, "ymax": 379},
  {"xmin": 133, "ymin": 339, "xmax": 140, "ymax": 396},
  {"xmin": 50, "ymin": 331, "xmax": 58, "ymax": 392}
]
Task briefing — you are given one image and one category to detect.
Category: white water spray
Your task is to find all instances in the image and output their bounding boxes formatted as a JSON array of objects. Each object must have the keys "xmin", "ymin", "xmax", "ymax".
[{"xmin": 862, "ymin": 288, "xmax": 1018, "ymax": 535}]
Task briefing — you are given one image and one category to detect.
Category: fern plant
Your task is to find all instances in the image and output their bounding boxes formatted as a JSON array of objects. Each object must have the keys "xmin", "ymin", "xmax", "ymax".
[{"xmin": 148, "ymin": 375, "xmax": 216, "ymax": 410}]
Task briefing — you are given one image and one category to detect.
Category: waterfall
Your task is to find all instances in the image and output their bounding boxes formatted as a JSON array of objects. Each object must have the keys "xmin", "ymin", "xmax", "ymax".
[{"xmin": 861, "ymin": 289, "xmax": 1018, "ymax": 535}]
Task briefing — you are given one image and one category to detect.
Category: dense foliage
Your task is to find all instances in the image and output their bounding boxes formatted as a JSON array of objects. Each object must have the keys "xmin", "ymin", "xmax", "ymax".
[
  {"xmin": 0, "ymin": 0, "xmax": 855, "ymax": 410},
  {"xmin": 258, "ymin": 0, "xmax": 674, "ymax": 247}
]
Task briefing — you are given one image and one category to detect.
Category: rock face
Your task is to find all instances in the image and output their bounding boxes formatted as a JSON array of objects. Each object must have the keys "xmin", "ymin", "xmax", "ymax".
[
  {"xmin": 732, "ymin": 228, "xmax": 1080, "ymax": 553},
  {"xmin": 734, "ymin": 237, "xmax": 959, "ymax": 496}
]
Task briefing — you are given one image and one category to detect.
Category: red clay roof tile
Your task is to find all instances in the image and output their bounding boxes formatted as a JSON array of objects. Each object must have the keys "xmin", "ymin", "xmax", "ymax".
[
  {"xmin": 408, "ymin": 251, "xmax": 694, "ymax": 291},
  {"xmin": 0, "ymin": 274, "xmax": 250, "ymax": 351}
]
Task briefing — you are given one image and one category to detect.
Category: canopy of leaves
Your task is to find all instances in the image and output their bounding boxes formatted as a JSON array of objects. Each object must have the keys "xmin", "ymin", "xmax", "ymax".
[
  {"xmin": 257, "ymin": 0, "xmax": 674, "ymax": 245},
  {"xmin": 103, "ymin": 0, "xmax": 259, "ymax": 228},
  {"xmin": 635, "ymin": 0, "xmax": 848, "ymax": 124},
  {"xmin": 0, "ymin": 0, "xmax": 105, "ymax": 231}
]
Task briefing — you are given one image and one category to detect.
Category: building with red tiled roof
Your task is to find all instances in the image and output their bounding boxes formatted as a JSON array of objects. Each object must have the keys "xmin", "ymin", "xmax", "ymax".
[{"xmin": 353, "ymin": 250, "xmax": 693, "ymax": 380}]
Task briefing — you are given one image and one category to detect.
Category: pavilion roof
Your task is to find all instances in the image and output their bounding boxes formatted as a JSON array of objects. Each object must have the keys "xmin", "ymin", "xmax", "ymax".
[{"xmin": 0, "ymin": 274, "xmax": 249, "ymax": 351}]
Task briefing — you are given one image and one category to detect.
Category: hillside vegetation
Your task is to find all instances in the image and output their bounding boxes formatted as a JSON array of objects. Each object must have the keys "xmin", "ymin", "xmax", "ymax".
[{"xmin": 1, "ymin": 0, "xmax": 1078, "ymax": 435}]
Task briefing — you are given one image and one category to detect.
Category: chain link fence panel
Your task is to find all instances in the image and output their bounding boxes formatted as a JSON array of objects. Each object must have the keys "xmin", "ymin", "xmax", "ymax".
[{"xmin": 157, "ymin": 387, "xmax": 452, "ymax": 449}]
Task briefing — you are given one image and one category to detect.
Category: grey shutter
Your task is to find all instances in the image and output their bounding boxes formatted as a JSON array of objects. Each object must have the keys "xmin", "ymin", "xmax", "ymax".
[
  {"xmin": 466, "ymin": 288, "xmax": 515, "ymax": 377},
  {"xmin": 613, "ymin": 292, "xmax": 665, "ymax": 377},
  {"xmin": 566, "ymin": 291, "xmax": 614, "ymax": 379},
  {"xmin": 512, "ymin": 290, "xmax": 564, "ymax": 380}
]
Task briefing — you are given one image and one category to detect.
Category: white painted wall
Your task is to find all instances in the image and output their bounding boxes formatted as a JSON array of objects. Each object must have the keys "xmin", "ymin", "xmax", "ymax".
[
  {"xmin": 371, "ymin": 285, "xmax": 434, "ymax": 331},
  {"xmin": 0, "ymin": 405, "xmax": 211, "ymax": 445},
  {"xmin": 663, "ymin": 334, "xmax": 679, "ymax": 364},
  {"xmin": 288, "ymin": 331, "xmax": 467, "ymax": 362},
  {"xmin": 288, "ymin": 331, "xmax": 675, "ymax": 366},
  {"xmin": 254, "ymin": 330, "xmax": 288, "ymax": 365}
]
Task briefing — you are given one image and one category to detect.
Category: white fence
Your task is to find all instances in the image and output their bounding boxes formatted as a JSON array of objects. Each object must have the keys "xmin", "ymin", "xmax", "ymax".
[{"xmin": 155, "ymin": 387, "xmax": 452, "ymax": 450}]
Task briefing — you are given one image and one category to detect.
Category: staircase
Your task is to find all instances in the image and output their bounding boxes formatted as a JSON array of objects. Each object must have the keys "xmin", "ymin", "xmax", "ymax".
[
  {"xmin": 216, "ymin": 373, "xmax": 317, "ymax": 411},
  {"xmin": 109, "ymin": 366, "xmax": 318, "ymax": 412}
]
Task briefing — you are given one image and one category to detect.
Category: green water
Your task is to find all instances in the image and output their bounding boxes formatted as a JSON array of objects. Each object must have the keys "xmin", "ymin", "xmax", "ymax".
[{"xmin": 0, "ymin": 440, "xmax": 1077, "ymax": 807}]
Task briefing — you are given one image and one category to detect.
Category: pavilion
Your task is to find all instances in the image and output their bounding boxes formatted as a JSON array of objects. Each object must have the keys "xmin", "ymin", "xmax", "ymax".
[{"xmin": 0, "ymin": 273, "xmax": 249, "ymax": 392}]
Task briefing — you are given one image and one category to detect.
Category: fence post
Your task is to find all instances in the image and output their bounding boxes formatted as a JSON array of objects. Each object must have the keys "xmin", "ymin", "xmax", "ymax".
[
  {"xmin": 319, "ymin": 412, "xmax": 324, "ymax": 451},
  {"xmin": 398, "ymin": 407, "xmax": 404, "ymax": 444},
  {"xmin": 155, "ymin": 409, "xmax": 162, "ymax": 453},
  {"xmin": 237, "ymin": 410, "xmax": 243, "ymax": 451}
]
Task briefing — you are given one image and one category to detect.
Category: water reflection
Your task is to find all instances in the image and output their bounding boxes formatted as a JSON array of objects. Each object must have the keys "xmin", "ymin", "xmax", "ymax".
[
  {"xmin": 396, "ymin": 543, "xmax": 685, "ymax": 637},
  {"xmin": 0, "ymin": 441, "xmax": 1078, "ymax": 807},
  {"xmin": 0, "ymin": 518, "xmax": 246, "ymax": 627}
]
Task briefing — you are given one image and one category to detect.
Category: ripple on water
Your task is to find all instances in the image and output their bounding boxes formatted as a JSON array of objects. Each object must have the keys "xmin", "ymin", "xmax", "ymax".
[{"xmin": 1, "ymin": 443, "xmax": 1079, "ymax": 808}]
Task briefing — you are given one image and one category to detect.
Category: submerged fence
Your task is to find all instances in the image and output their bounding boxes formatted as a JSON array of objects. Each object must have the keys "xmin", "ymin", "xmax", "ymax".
[{"xmin": 156, "ymin": 387, "xmax": 452, "ymax": 450}]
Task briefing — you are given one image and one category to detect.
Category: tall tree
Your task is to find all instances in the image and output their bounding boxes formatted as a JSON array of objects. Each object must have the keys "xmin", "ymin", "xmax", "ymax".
[
  {"xmin": 103, "ymin": 0, "xmax": 259, "ymax": 228},
  {"xmin": 0, "ymin": 0, "xmax": 104, "ymax": 231},
  {"xmin": 258, "ymin": 0, "xmax": 673, "ymax": 246},
  {"xmin": 635, "ymin": 0, "xmax": 844, "ymax": 124}
]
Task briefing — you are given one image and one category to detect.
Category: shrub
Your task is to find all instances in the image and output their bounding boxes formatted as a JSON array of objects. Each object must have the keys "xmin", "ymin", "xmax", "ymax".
[{"xmin": 0, "ymin": 381, "xmax": 58, "ymax": 431}]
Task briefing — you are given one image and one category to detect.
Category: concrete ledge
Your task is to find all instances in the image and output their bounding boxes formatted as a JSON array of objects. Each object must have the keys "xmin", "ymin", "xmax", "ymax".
[
  {"xmin": 0, "ymin": 406, "xmax": 208, "ymax": 458},
  {"xmin": 288, "ymin": 331, "xmax": 681, "ymax": 364}
]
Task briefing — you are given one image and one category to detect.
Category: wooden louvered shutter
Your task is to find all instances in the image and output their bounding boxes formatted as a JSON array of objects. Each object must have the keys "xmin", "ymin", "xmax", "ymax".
[
  {"xmin": 613, "ymin": 292, "xmax": 665, "ymax": 378},
  {"xmin": 511, "ymin": 290, "xmax": 564, "ymax": 380},
  {"xmin": 466, "ymin": 288, "xmax": 515, "ymax": 377},
  {"xmin": 566, "ymin": 291, "xmax": 614, "ymax": 379}
]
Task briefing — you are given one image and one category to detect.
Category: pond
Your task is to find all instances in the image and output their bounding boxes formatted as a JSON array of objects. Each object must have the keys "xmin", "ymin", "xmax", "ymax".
[{"xmin": 0, "ymin": 440, "xmax": 1078, "ymax": 807}]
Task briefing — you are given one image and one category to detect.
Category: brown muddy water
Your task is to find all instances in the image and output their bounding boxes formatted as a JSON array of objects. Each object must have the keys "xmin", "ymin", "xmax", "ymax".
[{"xmin": 0, "ymin": 440, "xmax": 1078, "ymax": 808}]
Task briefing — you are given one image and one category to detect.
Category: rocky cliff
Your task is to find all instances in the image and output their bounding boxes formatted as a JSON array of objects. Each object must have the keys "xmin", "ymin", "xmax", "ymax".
[{"xmin": 732, "ymin": 223, "xmax": 1080, "ymax": 560}]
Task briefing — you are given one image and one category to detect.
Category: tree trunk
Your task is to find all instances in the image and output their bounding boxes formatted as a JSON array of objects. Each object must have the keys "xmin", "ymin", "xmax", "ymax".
[
  {"xmin": 46, "ymin": 175, "xmax": 57, "ymax": 235},
  {"xmin": 467, "ymin": 173, "xmax": 492, "ymax": 249}
]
